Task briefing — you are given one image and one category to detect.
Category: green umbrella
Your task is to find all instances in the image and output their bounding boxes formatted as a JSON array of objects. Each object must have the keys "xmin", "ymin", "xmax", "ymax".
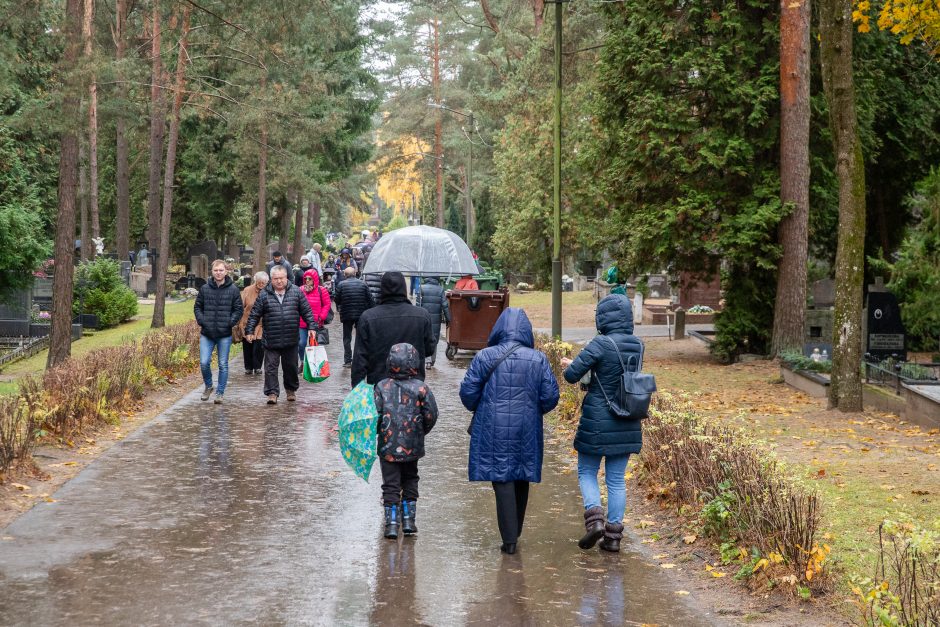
[{"xmin": 338, "ymin": 381, "xmax": 378, "ymax": 482}]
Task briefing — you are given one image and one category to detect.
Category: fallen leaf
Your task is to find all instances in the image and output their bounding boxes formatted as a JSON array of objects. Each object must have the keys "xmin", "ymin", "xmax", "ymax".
[
  {"xmin": 675, "ymin": 590, "xmax": 690, "ymax": 596},
  {"xmin": 10, "ymin": 483, "xmax": 30, "ymax": 491},
  {"xmin": 912, "ymin": 489, "xmax": 930, "ymax": 495},
  {"xmin": 683, "ymin": 534, "xmax": 698, "ymax": 545},
  {"xmin": 660, "ymin": 563, "xmax": 676, "ymax": 569}
]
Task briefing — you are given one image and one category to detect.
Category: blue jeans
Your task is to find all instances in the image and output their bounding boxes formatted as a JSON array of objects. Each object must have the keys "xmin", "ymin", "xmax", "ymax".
[
  {"xmin": 199, "ymin": 335, "xmax": 232, "ymax": 395},
  {"xmin": 298, "ymin": 328, "xmax": 309, "ymax": 363},
  {"xmin": 577, "ymin": 452, "xmax": 631, "ymax": 524}
]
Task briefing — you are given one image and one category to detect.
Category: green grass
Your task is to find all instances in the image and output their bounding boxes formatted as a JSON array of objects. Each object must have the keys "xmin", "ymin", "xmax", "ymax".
[
  {"xmin": 510, "ymin": 290, "xmax": 595, "ymax": 307},
  {"xmin": 0, "ymin": 300, "xmax": 195, "ymax": 385}
]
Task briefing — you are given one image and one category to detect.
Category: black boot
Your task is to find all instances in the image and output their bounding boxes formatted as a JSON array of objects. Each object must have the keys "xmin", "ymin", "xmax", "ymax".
[
  {"xmin": 598, "ymin": 521, "xmax": 624, "ymax": 553},
  {"xmin": 578, "ymin": 506, "xmax": 606, "ymax": 549},
  {"xmin": 401, "ymin": 500, "xmax": 417, "ymax": 536},
  {"xmin": 384, "ymin": 504, "xmax": 399, "ymax": 539}
]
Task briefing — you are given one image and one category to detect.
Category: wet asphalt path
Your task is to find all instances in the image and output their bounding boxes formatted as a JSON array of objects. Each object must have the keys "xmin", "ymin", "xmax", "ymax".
[{"xmin": 0, "ymin": 336, "xmax": 721, "ymax": 626}]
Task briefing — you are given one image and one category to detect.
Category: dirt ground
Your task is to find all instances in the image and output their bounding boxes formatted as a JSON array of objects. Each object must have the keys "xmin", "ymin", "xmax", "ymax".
[{"xmin": 0, "ymin": 372, "xmax": 202, "ymax": 529}]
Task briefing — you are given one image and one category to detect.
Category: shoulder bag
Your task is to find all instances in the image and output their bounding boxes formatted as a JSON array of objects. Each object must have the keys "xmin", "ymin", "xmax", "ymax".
[{"xmin": 596, "ymin": 337, "xmax": 657, "ymax": 420}]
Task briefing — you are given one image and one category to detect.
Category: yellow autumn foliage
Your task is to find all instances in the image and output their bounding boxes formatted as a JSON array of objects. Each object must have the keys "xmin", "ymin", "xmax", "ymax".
[
  {"xmin": 854, "ymin": 0, "xmax": 940, "ymax": 51},
  {"xmin": 371, "ymin": 134, "xmax": 428, "ymax": 213}
]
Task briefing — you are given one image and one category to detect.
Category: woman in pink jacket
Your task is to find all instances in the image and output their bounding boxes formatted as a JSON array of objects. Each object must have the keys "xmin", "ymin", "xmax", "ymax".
[{"xmin": 298, "ymin": 269, "xmax": 332, "ymax": 364}]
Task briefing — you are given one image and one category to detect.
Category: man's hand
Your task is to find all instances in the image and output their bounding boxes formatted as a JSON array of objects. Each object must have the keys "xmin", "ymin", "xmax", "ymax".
[
  {"xmin": 560, "ymin": 357, "xmax": 573, "ymax": 368},
  {"xmin": 246, "ymin": 334, "xmax": 255, "ymax": 342}
]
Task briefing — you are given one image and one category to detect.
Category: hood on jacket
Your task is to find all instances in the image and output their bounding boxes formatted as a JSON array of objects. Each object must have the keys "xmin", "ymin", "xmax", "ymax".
[
  {"xmin": 596, "ymin": 294, "xmax": 634, "ymax": 335},
  {"xmin": 302, "ymin": 269, "xmax": 320, "ymax": 291},
  {"xmin": 207, "ymin": 275, "xmax": 233, "ymax": 290},
  {"xmin": 487, "ymin": 307, "xmax": 534, "ymax": 348},
  {"xmin": 299, "ymin": 255, "xmax": 311, "ymax": 266},
  {"xmin": 380, "ymin": 271, "xmax": 408, "ymax": 304},
  {"xmin": 386, "ymin": 342, "xmax": 420, "ymax": 379}
]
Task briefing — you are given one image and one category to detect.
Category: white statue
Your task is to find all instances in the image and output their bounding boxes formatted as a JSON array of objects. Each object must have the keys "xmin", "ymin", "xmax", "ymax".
[{"xmin": 92, "ymin": 237, "xmax": 105, "ymax": 256}]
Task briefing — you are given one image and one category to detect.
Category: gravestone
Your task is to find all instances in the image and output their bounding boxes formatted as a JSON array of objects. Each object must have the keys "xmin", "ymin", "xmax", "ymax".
[
  {"xmin": 32, "ymin": 277, "xmax": 53, "ymax": 310},
  {"xmin": 805, "ymin": 309, "xmax": 834, "ymax": 347},
  {"xmin": 119, "ymin": 261, "xmax": 132, "ymax": 285},
  {"xmin": 191, "ymin": 254, "xmax": 210, "ymax": 280},
  {"xmin": 0, "ymin": 288, "xmax": 31, "ymax": 337},
  {"xmin": 646, "ymin": 274, "xmax": 669, "ymax": 299},
  {"xmin": 678, "ymin": 271, "xmax": 721, "ymax": 310},
  {"xmin": 811, "ymin": 278, "xmax": 836, "ymax": 308},
  {"xmin": 866, "ymin": 290, "xmax": 906, "ymax": 361},
  {"xmin": 186, "ymin": 240, "xmax": 219, "ymax": 267}
]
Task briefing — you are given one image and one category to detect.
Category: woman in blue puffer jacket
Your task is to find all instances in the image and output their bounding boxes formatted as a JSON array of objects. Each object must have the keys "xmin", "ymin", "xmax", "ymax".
[
  {"xmin": 561, "ymin": 294, "xmax": 644, "ymax": 553},
  {"xmin": 460, "ymin": 307, "xmax": 559, "ymax": 555}
]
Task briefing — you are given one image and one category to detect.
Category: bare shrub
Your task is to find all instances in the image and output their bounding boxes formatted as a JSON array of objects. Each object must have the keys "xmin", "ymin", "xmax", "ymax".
[
  {"xmin": 0, "ymin": 395, "xmax": 38, "ymax": 479},
  {"xmin": 640, "ymin": 394, "xmax": 828, "ymax": 592}
]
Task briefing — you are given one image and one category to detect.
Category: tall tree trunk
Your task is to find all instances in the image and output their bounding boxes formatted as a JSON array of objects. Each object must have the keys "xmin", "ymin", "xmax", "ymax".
[
  {"xmin": 277, "ymin": 201, "xmax": 290, "ymax": 257},
  {"xmin": 432, "ymin": 18, "xmax": 444, "ymax": 228},
  {"xmin": 79, "ymin": 140, "xmax": 89, "ymax": 261},
  {"xmin": 151, "ymin": 3, "xmax": 191, "ymax": 329},
  {"xmin": 820, "ymin": 0, "xmax": 866, "ymax": 411},
  {"xmin": 530, "ymin": 0, "xmax": 545, "ymax": 34},
  {"xmin": 48, "ymin": 0, "xmax": 84, "ymax": 368},
  {"xmin": 83, "ymin": 0, "xmax": 99, "ymax": 251},
  {"xmin": 292, "ymin": 191, "xmax": 304, "ymax": 260},
  {"xmin": 311, "ymin": 201, "xmax": 321, "ymax": 232},
  {"xmin": 146, "ymin": 0, "xmax": 165, "ymax": 256},
  {"xmin": 113, "ymin": 0, "xmax": 131, "ymax": 260},
  {"xmin": 252, "ymin": 123, "xmax": 268, "ymax": 270},
  {"xmin": 772, "ymin": 0, "xmax": 811, "ymax": 355}
]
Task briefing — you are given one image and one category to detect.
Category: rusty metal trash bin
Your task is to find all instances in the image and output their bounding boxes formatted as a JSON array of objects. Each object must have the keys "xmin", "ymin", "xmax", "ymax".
[{"xmin": 444, "ymin": 288, "xmax": 510, "ymax": 360}]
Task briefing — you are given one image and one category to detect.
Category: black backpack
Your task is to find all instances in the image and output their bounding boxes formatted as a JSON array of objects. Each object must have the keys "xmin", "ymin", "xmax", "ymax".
[{"xmin": 596, "ymin": 336, "xmax": 657, "ymax": 420}]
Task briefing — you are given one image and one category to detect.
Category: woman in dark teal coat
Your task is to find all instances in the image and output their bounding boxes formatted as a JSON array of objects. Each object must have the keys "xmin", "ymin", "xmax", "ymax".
[{"xmin": 561, "ymin": 294, "xmax": 644, "ymax": 553}]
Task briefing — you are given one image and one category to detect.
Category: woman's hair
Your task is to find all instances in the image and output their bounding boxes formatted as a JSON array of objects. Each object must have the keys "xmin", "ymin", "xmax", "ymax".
[{"xmin": 253, "ymin": 271, "xmax": 269, "ymax": 283}]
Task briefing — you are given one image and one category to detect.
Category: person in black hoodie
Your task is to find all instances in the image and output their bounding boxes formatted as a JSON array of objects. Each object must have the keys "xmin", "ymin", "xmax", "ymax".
[
  {"xmin": 352, "ymin": 271, "xmax": 435, "ymax": 387},
  {"xmin": 193, "ymin": 260, "xmax": 243, "ymax": 404},
  {"xmin": 333, "ymin": 266, "xmax": 374, "ymax": 366},
  {"xmin": 417, "ymin": 276, "xmax": 450, "ymax": 368},
  {"xmin": 374, "ymin": 343, "xmax": 438, "ymax": 539}
]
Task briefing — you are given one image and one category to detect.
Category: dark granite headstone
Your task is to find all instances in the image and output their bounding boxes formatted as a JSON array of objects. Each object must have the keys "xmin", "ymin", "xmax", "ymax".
[
  {"xmin": 866, "ymin": 291, "xmax": 906, "ymax": 361},
  {"xmin": 678, "ymin": 271, "xmax": 721, "ymax": 310},
  {"xmin": 186, "ymin": 240, "xmax": 219, "ymax": 269},
  {"xmin": 811, "ymin": 278, "xmax": 836, "ymax": 308}
]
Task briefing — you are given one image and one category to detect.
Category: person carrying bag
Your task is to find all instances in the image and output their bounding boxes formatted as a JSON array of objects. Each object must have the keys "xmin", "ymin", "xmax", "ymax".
[{"xmin": 561, "ymin": 294, "xmax": 649, "ymax": 554}]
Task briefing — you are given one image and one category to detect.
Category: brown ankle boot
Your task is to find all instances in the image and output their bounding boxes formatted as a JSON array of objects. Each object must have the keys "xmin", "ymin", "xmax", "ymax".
[
  {"xmin": 578, "ymin": 506, "xmax": 606, "ymax": 549},
  {"xmin": 598, "ymin": 522, "xmax": 624, "ymax": 552}
]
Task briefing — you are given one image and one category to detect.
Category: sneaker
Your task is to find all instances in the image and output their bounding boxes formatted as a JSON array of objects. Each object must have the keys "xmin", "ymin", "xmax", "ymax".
[
  {"xmin": 200, "ymin": 386, "xmax": 214, "ymax": 401},
  {"xmin": 245, "ymin": 370, "xmax": 253, "ymax": 376},
  {"xmin": 254, "ymin": 369, "xmax": 263, "ymax": 375},
  {"xmin": 214, "ymin": 394, "xmax": 224, "ymax": 405},
  {"xmin": 267, "ymin": 394, "xmax": 278, "ymax": 405},
  {"xmin": 343, "ymin": 361, "xmax": 352, "ymax": 368},
  {"xmin": 286, "ymin": 391, "xmax": 296, "ymax": 402}
]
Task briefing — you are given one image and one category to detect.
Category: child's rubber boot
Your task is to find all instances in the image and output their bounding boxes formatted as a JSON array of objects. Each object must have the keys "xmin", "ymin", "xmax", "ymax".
[
  {"xmin": 598, "ymin": 521, "xmax": 624, "ymax": 552},
  {"xmin": 384, "ymin": 504, "xmax": 399, "ymax": 539},
  {"xmin": 402, "ymin": 500, "xmax": 417, "ymax": 536}
]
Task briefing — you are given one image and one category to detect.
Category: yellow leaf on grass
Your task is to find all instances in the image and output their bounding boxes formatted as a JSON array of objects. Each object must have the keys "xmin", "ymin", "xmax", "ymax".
[
  {"xmin": 754, "ymin": 558, "xmax": 769, "ymax": 572},
  {"xmin": 675, "ymin": 590, "xmax": 690, "ymax": 596},
  {"xmin": 683, "ymin": 534, "xmax": 698, "ymax": 544},
  {"xmin": 711, "ymin": 571, "xmax": 726, "ymax": 578},
  {"xmin": 660, "ymin": 563, "xmax": 676, "ymax": 569}
]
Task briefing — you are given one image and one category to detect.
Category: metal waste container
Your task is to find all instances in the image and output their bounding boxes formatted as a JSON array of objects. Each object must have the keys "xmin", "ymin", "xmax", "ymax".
[{"xmin": 444, "ymin": 288, "xmax": 510, "ymax": 360}]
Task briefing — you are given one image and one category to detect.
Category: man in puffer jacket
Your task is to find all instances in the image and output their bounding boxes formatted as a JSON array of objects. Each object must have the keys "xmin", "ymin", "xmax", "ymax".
[
  {"xmin": 374, "ymin": 343, "xmax": 438, "ymax": 539},
  {"xmin": 333, "ymin": 267, "xmax": 374, "ymax": 366},
  {"xmin": 194, "ymin": 260, "xmax": 243, "ymax": 404},
  {"xmin": 561, "ymin": 294, "xmax": 644, "ymax": 553},
  {"xmin": 352, "ymin": 272, "xmax": 435, "ymax": 387},
  {"xmin": 459, "ymin": 307, "xmax": 559, "ymax": 554},
  {"xmin": 363, "ymin": 272, "xmax": 383, "ymax": 307},
  {"xmin": 417, "ymin": 276, "xmax": 450, "ymax": 367},
  {"xmin": 245, "ymin": 266, "xmax": 316, "ymax": 404}
]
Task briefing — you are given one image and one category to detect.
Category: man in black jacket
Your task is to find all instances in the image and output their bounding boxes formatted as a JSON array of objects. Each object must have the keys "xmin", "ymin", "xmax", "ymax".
[
  {"xmin": 333, "ymin": 266, "xmax": 374, "ymax": 366},
  {"xmin": 245, "ymin": 266, "xmax": 316, "ymax": 404},
  {"xmin": 417, "ymin": 276, "xmax": 450, "ymax": 368},
  {"xmin": 352, "ymin": 271, "xmax": 435, "ymax": 387},
  {"xmin": 194, "ymin": 260, "xmax": 243, "ymax": 404}
]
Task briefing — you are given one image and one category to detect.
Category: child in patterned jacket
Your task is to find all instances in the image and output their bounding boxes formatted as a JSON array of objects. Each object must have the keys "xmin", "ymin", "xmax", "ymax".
[{"xmin": 374, "ymin": 342, "xmax": 439, "ymax": 539}]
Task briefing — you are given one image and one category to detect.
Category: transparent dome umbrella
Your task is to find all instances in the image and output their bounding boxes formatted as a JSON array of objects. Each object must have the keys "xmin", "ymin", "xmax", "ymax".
[{"xmin": 361, "ymin": 226, "xmax": 479, "ymax": 278}]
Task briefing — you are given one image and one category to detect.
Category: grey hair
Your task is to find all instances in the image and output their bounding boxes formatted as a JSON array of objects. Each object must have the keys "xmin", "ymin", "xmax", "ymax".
[
  {"xmin": 313, "ymin": 243, "xmax": 322, "ymax": 251},
  {"xmin": 270, "ymin": 266, "xmax": 288, "ymax": 277},
  {"xmin": 253, "ymin": 271, "xmax": 269, "ymax": 283}
]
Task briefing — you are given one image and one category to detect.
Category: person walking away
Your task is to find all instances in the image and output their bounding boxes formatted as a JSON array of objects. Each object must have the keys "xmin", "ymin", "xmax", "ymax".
[
  {"xmin": 233, "ymin": 271, "xmax": 268, "ymax": 375},
  {"xmin": 294, "ymin": 255, "xmax": 314, "ymax": 286},
  {"xmin": 297, "ymin": 269, "xmax": 331, "ymax": 364},
  {"xmin": 333, "ymin": 248, "xmax": 358, "ymax": 286},
  {"xmin": 352, "ymin": 271, "xmax": 434, "ymax": 387},
  {"xmin": 374, "ymin": 343, "xmax": 439, "ymax": 539},
  {"xmin": 454, "ymin": 275, "xmax": 478, "ymax": 290},
  {"xmin": 333, "ymin": 266, "xmax": 374, "ymax": 366},
  {"xmin": 417, "ymin": 277, "xmax": 450, "ymax": 368},
  {"xmin": 194, "ymin": 260, "xmax": 243, "ymax": 404},
  {"xmin": 364, "ymin": 272, "xmax": 383, "ymax": 306},
  {"xmin": 266, "ymin": 251, "xmax": 292, "ymax": 278},
  {"xmin": 245, "ymin": 266, "xmax": 316, "ymax": 404},
  {"xmin": 560, "ymin": 294, "xmax": 644, "ymax": 552},
  {"xmin": 459, "ymin": 308, "xmax": 559, "ymax": 554}
]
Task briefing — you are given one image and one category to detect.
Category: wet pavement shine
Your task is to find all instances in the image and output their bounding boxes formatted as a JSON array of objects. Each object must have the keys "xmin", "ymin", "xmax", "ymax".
[{"xmin": 0, "ymin": 337, "xmax": 721, "ymax": 626}]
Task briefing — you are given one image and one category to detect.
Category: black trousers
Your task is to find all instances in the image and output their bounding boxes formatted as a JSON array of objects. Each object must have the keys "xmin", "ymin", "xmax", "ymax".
[
  {"xmin": 242, "ymin": 339, "xmax": 264, "ymax": 371},
  {"xmin": 264, "ymin": 345, "xmax": 300, "ymax": 396},
  {"xmin": 342, "ymin": 320, "xmax": 356, "ymax": 364},
  {"xmin": 492, "ymin": 480, "xmax": 530, "ymax": 545},
  {"xmin": 380, "ymin": 459, "xmax": 419, "ymax": 505}
]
